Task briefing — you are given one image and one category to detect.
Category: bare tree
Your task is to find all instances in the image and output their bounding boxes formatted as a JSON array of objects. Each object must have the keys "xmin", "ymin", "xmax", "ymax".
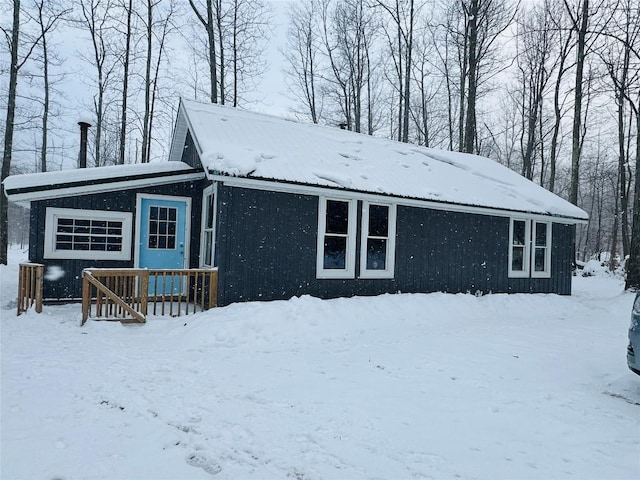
[
  {"xmin": 460, "ymin": 0, "xmax": 517, "ymax": 154},
  {"xmin": 117, "ymin": 0, "xmax": 133, "ymax": 165},
  {"xmin": 189, "ymin": 0, "xmax": 219, "ymax": 103},
  {"xmin": 28, "ymin": 0, "xmax": 70, "ymax": 173},
  {"xmin": 599, "ymin": 0, "xmax": 640, "ymax": 260},
  {"xmin": 76, "ymin": 0, "xmax": 119, "ymax": 167},
  {"xmin": 188, "ymin": 0, "xmax": 270, "ymax": 106},
  {"xmin": 283, "ymin": 0, "xmax": 324, "ymax": 123},
  {"xmin": 1, "ymin": 0, "xmax": 55, "ymax": 264},
  {"xmin": 514, "ymin": 1, "xmax": 557, "ymax": 181},
  {"xmin": 375, "ymin": 0, "xmax": 419, "ymax": 143}
]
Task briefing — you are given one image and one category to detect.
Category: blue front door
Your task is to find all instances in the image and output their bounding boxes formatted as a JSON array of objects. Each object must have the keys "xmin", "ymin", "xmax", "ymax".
[{"xmin": 138, "ymin": 196, "xmax": 188, "ymax": 295}]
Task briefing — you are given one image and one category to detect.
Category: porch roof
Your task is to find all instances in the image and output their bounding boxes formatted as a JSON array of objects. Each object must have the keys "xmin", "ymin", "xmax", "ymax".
[{"xmin": 3, "ymin": 162, "xmax": 204, "ymax": 206}]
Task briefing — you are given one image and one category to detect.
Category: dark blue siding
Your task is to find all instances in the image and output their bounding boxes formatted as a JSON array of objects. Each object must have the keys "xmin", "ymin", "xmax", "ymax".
[
  {"xmin": 215, "ymin": 186, "xmax": 573, "ymax": 306},
  {"xmin": 30, "ymin": 180, "xmax": 206, "ymax": 299}
]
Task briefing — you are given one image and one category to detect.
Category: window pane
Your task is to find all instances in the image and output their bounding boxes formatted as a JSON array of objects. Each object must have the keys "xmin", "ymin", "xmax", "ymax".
[
  {"xmin": 149, "ymin": 236, "xmax": 157, "ymax": 249},
  {"xmin": 512, "ymin": 246, "xmax": 524, "ymax": 271},
  {"xmin": 158, "ymin": 236, "xmax": 167, "ymax": 249},
  {"xmin": 368, "ymin": 205, "xmax": 389, "ymax": 237},
  {"xmin": 159, "ymin": 207, "xmax": 168, "ymax": 220},
  {"xmin": 534, "ymin": 247, "xmax": 546, "ymax": 272},
  {"xmin": 325, "ymin": 200, "xmax": 349, "ymax": 234},
  {"xmin": 535, "ymin": 222, "xmax": 547, "ymax": 247},
  {"xmin": 367, "ymin": 238, "xmax": 387, "ymax": 270},
  {"xmin": 168, "ymin": 208, "xmax": 176, "ymax": 221},
  {"xmin": 324, "ymin": 236, "xmax": 347, "ymax": 269},
  {"xmin": 204, "ymin": 231, "xmax": 213, "ymax": 265},
  {"xmin": 207, "ymin": 195, "xmax": 215, "ymax": 229},
  {"xmin": 513, "ymin": 220, "xmax": 526, "ymax": 245},
  {"xmin": 150, "ymin": 207, "xmax": 158, "ymax": 220}
]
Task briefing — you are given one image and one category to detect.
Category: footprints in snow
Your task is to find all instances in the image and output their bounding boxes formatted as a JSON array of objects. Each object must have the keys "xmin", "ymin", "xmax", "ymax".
[{"xmin": 186, "ymin": 453, "xmax": 222, "ymax": 476}]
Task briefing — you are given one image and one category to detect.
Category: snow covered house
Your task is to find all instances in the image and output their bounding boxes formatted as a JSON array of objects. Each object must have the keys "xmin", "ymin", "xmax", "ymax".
[{"xmin": 4, "ymin": 99, "xmax": 588, "ymax": 305}]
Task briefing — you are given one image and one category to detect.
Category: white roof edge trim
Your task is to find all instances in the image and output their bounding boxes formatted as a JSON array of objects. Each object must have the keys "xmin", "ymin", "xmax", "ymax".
[
  {"xmin": 7, "ymin": 172, "xmax": 205, "ymax": 206},
  {"xmin": 213, "ymin": 175, "xmax": 588, "ymax": 225},
  {"xmin": 174, "ymin": 98, "xmax": 206, "ymax": 165},
  {"xmin": 168, "ymin": 99, "xmax": 187, "ymax": 163}
]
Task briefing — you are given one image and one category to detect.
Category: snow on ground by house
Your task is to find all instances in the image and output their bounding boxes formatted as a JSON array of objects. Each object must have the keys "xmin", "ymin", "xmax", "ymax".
[
  {"xmin": 178, "ymin": 100, "xmax": 587, "ymax": 221},
  {"xmin": 1, "ymin": 246, "xmax": 638, "ymax": 480}
]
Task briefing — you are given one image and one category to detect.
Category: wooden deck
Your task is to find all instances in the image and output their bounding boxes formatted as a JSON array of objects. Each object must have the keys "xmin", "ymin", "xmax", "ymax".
[{"xmin": 81, "ymin": 268, "xmax": 218, "ymax": 325}]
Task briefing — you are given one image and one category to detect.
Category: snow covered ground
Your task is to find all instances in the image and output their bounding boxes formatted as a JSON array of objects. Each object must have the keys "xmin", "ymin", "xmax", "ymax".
[{"xmin": 1, "ymin": 246, "xmax": 639, "ymax": 479}]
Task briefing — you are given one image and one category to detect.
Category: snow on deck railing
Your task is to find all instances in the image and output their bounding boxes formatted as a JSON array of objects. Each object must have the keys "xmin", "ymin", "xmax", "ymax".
[
  {"xmin": 17, "ymin": 263, "xmax": 44, "ymax": 316},
  {"xmin": 81, "ymin": 268, "xmax": 218, "ymax": 326}
]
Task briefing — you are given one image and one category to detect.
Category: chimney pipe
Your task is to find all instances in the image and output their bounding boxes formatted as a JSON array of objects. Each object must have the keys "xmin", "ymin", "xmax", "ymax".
[{"xmin": 78, "ymin": 120, "xmax": 92, "ymax": 168}]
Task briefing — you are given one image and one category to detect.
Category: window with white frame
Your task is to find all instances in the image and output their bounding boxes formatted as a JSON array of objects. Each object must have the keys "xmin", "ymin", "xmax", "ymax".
[
  {"xmin": 360, "ymin": 202, "xmax": 396, "ymax": 278},
  {"xmin": 316, "ymin": 197, "xmax": 357, "ymax": 278},
  {"xmin": 531, "ymin": 221, "xmax": 551, "ymax": 277},
  {"xmin": 200, "ymin": 185, "xmax": 217, "ymax": 268},
  {"xmin": 508, "ymin": 218, "xmax": 551, "ymax": 278},
  {"xmin": 44, "ymin": 207, "xmax": 132, "ymax": 260}
]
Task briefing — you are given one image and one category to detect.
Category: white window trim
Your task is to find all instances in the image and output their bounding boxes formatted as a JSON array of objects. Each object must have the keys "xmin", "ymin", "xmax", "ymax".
[
  {"xmin": 359, "ymin": 201, "xmax": 396, "ymax": 279},
  {"xmin": 508, "ymin": 218, "xmax": 553, "ymax": 279},
  {"xmin": 531, "ymin": 221, "xmax": 552, "ymax": 278},
  {"xmin": 508, "ymin": 218, "xmax": 531, "ymax": 278},
  {"xmin": 316, "ymin": 197, "xmax": 357, "ymax": 279},
  {"xmin": 44, "ymin": 207, "xmax": 133, "ymax": 261},
  {"xmin": 199, "ymin": 183, "xmax": 218, "ymax": 268}
]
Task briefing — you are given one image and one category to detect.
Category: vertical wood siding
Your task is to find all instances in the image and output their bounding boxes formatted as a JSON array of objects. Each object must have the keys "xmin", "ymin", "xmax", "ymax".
[
  {"xmin": 30, "ymin": 180, "xmax": 206, "ymax": 299},
  {"xmin": 215, "ymin": 186, "xmax": 573, "ymax": 306}
]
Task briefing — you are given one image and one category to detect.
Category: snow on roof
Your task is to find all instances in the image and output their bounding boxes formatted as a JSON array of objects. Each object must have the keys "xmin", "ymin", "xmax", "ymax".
[
  {"xmin": 178, "ymin": 99, "xmax": 587, "ymax": 221},
  {"xmin": 4, "ymin": 161, "xmax": 196, "ymax": 193}
]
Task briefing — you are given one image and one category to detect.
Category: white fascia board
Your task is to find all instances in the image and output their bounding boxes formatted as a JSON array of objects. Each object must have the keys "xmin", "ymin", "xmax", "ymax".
[
  {"xmin": 167, "ymin": 101, "xmax": 189, "ymax": 163},
  {"xmin": 211, "ymin": 174, "xmax": 589, "ymax": 225},
  {"xmin": 7, "ymin": 172, "xmax": 205, "ymax": 206}
]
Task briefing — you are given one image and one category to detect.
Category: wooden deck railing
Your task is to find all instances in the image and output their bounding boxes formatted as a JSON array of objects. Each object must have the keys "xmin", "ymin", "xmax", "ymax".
[
  {"xmin": 17, "ymin": 263, "xmax": 44, "ymax": 316},
  {"xmin": 82, "ymin": 268, "xmax": 218, "ymax": 325}
]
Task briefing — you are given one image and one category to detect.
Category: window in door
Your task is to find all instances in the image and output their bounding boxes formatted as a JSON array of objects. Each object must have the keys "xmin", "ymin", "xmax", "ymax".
[{"xmin": 148, "ymin": 206, "xmax": 177, "ymax": 249}]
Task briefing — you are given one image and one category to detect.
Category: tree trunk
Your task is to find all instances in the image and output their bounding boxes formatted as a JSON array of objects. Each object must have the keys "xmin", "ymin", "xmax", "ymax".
[
  {"xmin": 119, "ymin": 0, "xmax": 133, "ymax": 165},
  {"xmin": 569, "ymin": 0, "xmax": 589, "ymax": 206},
  {"xmin": 40, "ymin": 2, "xmax": 49, "ymax": 173},
  {"xmin": 216, "ymin": 0, "xmax": 225, "ymax": 104},
  {"xmin": 1, "ymin": 0, "xmax": 20, "ymax": 265},
  {"xmin": 141, "ymin": 0, "xmax": 153, "ymax": 164},
  {"xmin": 463, "ymin": 0, "xmax": 478, "ymax": 154},
  {"xmin": 401, "ymin": 0, "xmax": 413, "ymax": 143},
  {"xmin": 190, "ymin": 0, "xmax": 218, "ymax": 103},
  {"xmin": 625, "ymin": 108, "xmax": 640, "ymax": 289}
]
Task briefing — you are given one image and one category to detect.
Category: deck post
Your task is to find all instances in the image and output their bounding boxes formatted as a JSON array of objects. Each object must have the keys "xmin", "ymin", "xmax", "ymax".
[
  {"xmin": 82, "ymin": 271, "xmax": 91, "ymax": 326},
  {"xmin": 140, "ymin": 271, "xmax": 149, "ymax": 316},
  {"xmin": 34, "ymin": 265, "xmax": 44, "ymax": 313},
  {"xmin": 209, "ymin": 270, "xmax": 218, "ymax": 308}
]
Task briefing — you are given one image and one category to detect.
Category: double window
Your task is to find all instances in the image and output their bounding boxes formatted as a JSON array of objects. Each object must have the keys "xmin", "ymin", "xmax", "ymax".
[
  {"xmin": 509, "ymin": 218, "xmax": 551, "ymax": 278},
  {"xmin": 44, "ymin": 207, "xmax": 132, "ymax": 260},
  {"xmin": 316, "ymin": 197, "xmax": 396, "ymax": 279}
]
